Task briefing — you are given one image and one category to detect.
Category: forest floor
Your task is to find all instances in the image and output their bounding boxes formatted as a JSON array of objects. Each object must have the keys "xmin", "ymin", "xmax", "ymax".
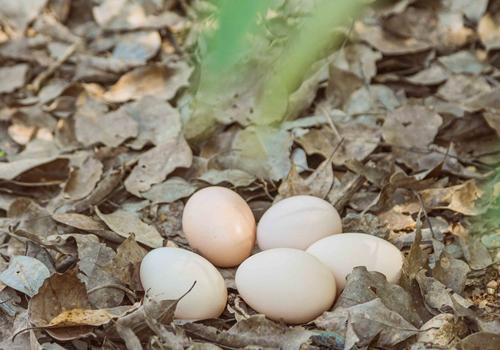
[{"xmin": 0, "ymin": 0, "xmax": 499, "ymax": 349}]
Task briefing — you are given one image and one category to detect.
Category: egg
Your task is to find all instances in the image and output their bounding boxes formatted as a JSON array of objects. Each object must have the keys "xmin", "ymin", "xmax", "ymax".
[
  {"xmin": 235, "ymin": 248, "xmax": 336, "ymax": 324},
  {"xmin": 182, "ymin": 186, "xmax": 256, "ymax": 267},
  {"xmin": 140, "ymin": 247, "xmax": 227, "ymax": 320},
  {"xmin": 306, "ymin": 233, "xmax": 404, "ymax": 291},
  {"xmin": 257, "ymin": 195, "xmax": 341, "ymax": 250}
]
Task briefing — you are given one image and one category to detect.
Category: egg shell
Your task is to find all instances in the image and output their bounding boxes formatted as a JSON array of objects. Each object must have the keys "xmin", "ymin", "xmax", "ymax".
[
  {"xmin": 306, "ymin": 233, "xmax": 404, "ymax": 291},
  {"xmin": 140, "ymin": 247, "xmax": 227, "ymax": 320},
  {"xmin": 182, "ymin": 186, "xmax": 256, "ymax": 267},
  {"xmin": 235, "ymin": 248, "xmax": 336, "ymax": 324},
  {"xmin": 257, "ymin": 195, "xmax": 342, "ymax": 250}
]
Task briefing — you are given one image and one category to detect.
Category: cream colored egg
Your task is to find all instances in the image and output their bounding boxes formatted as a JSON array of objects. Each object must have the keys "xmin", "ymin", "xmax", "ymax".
[
  {"xmin": 182, "ymin": 186, "xmax": 256, "ymax": 267},
  {"xmin": 140, "ymin": 247, "xmax": 227, "ymax": 320},
  {"xmin": 306, "ymin": 233, "xmax": 403, "ymax": 291},
  {"xmin": 257, "ymin": 195, "xmax": 341, "ymax": 250},
  {"xmin": 235, "ymin": 248, "xmax": 336, "ymax": 324}
]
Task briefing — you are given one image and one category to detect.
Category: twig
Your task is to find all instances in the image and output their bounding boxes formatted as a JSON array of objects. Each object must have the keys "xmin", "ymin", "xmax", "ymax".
[
  {"xmin": 412, "ymin": 190, "xmax": 437, "ymax": 239},
  {"xmin": 88, "ymin": 284, "xmax": 137, "ymax": 300},
  {"xmin": 28, "ymin": 42, "xmax": 80, "ymax": 93}
]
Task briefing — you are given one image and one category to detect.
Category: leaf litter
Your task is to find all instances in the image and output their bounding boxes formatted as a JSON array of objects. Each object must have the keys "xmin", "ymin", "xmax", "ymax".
[{"xmin": 0, "ymin": 0, "xmax": 498, "ymax": 349}]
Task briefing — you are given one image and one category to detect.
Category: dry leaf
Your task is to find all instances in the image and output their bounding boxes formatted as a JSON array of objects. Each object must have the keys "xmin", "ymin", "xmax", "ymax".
[
  {"xmin": 198, "ymin": 169, "xmax": 256, "ymax": 187},
  {"xmin": 0, "ymin": 64, "xmax": 29, "ymax": 93},
  {"xmin": 124, "ymin": 136, "xmax": 193, "ymax": 196},
  {"xmin": 297, "ymin": 122, "xmax": 380, "ymax": 166},
  {"xmin": 217, "ymin": 126, "xmax": 292, "ymax": 181},
  {"xmin": 382, "ymin": 105, "xmax": 442, "ymax": 149},
  {"xmin": 75, "ymin": 100, "xmax": 138, "ymax": 147},
  {"xmin": 104, "ymin": 62, "xmax": 192, "ymax": 103},
  {"xmin": 47, "ymin": 305, "xmax": 137, "ymax": 327},
  {"xmin": 420, "ymin": 180, "xmax": 484, "ymax": 215},
  {"xmin": 104, "ymin": 235, "xmax": 146, "ymax": 290},
  {"xmin": 63, "ymin": 155, "xmax": 103, "ymax": 201},
  {"xmin": 141, "ymin": 177, "xmax": 196, "ymax": 204},
  {"xmin": 0, "ymin": 256, "xmax": 50, "ymax": 297},
  {"xmin": 478, "ymin": 13, "xmax": 500, "ymax": 51},
  {"xmin": 96, "ymin": 208, "xmax": 164, "ymax": 248}
]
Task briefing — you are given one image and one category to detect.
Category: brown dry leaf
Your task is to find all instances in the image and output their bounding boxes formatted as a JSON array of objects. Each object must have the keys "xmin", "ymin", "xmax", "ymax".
[
  {"xmin": 52, "ymin": 212, "xmax": 107, "ymax": 232},
  {"xmin": 0, "ymin": 156, "xmax": 59, "ymax": 180},
  {"xmin": 123, "ymin": 96, "xmax": 182, "ymax": 150},
  {"xmin": 277, "ymin": 158, "xmax": 334, "ymax": 200},
  {"xmin": 198, "ymin": 169, "xmax": 256, "ymax": 187},
  {"xmin": 420, "ymin": 180, "xmax": 484, "ymax": 215},
  {"xmin": 0, "ymin": 0, "xmax": 47, "ymax": 33},
  {"xmin": 437, "ymin": 75, "xmax": 492, "ymax": 105},
  {"xmin": 405, "ymin": 63, "xmax": 449, "ymax": 85},
  {"xmin": 8, "ymin": 198, "xmax": 57, "ymax": 240},
  {"xmin": 183, "ymin": 315, "xmax": 313, "ymax": 350},
  {"xmin": 0, "ymin": 64, "xmax": 29, "ymax": 94},
  {"xmin": 216, "ymin": 126, "xmax": 292, "ymax": 181},
  {"xmin": 104, "ymin": 235, "xmax": 146, "ymax": 290},
  {"xmin": 483, "ymin": 109, "xmax": 500, "ymax": 137},
  {"xmin": 297, "ymin": 123, "xmax": 380, "ymax": 166},
  {"xmin": 478, "ymin": 13, "xmax": 500, "ymax": 51},
  {"xmin": 141, "ymin": 177, "xmax": 196, "ymax": 204},
  {"xmin": 63, "ymin": 155, "xmax": 103, "ymax": 201},
  {"xmin": 379, "ymin": 208, "xmax": 416, "ymax": 232},
  {"xmin": 96, "ymin": 208, "xmax": 164, "ymax": 248},
  {"xmin": 47, "ymin": 305, "xmax": 137, "ymax": 327},
  {"xmin": 112, "ymin": 31, "xmax": 161, "ymax": 65},
  {"xmin": 103, "ymin": 61, "xmax": 192, "ymax": 103},
  {"xmin": 355, "ymin": 21, "xmax": 430, "ymax": 55},
  {"xmin": 382, "ymin": 105, "xmax": 442, "ymax": 149},
  {"xmin": 28, "ymin": 268, "xmax": 94, "ymax": 341},
  {"xmin": 124, "ymin": 136, "xmax": 193, "ymax": 196},
  {"xmin": 55, "ymin": 233, "xmax": 124, "ymax": 308},
  {"xmin": 93, "ymin": 0, "xmax": 185, "ymax": 31},
  {"xmin": 74, "ymin": 99, "xmax": 138, "ymax": 147}
]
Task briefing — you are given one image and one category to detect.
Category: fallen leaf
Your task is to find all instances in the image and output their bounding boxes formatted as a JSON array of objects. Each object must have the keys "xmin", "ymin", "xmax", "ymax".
[
  {"xmin": 56, "ymin": 233, "xmax": 124, "ymax": 308},
  {"xmin": 355, "ymin": 21, "xmax": 430, "ymax": 55},
  {"xmin": 0, "ymin": 256, "xmax": 50, "ymax": 297},
  {"xmin": 75, "ymin": 99, "xmax": 138, "ymax": 147},
  {"xmin": 0, "ymin": 64, "xmax": 29, "ymax": 94},
  {"xmin": 199, "ymin": 169, "xmax": 256, "ymax": 187},
  {"xmin": 47, "ymin": 305, "xmax": 137, "ymax": 327},
  {"xmin": 104, "ymin": 234, "xmax": 146, "ymax": 290},
  {"xmin": 0, "ymin": 156, "xmax": 59, "ymax": 180},
  {"xmin": 416, "ymin": 313, "xmax": 463, "ymax": 348},
  {"xmin": 112, "ymin": 31, "xmax": 161, "ymax": 65},
  {"xmin": 406, "ymin": 63, "xmax": 449, "ymax": 85},
  {"xmin": 28, "ymin": 268, "xmax": 94, "ymax": 341},
  {"xmin": 457, "ymin": 332, "xmax": 500, "ymax": 350},
  {"xmin": 420, "ymin": 180, "xmax": 484, "ymax": 215},
  {"xmin": 0, "ymin": 0, "xmax": 47, "ymax": 33},
  {"xmin": 315, "ymin": 298, "xmax": 418, "ymax": 349},
  {"xmin": 123, "ymin": 96, "xmax": 182, "ymax": 150},
  {"xmin": 141, "ymin": 177, "xmax": 196, "ymax": 204},
  {"xmin": 96, "ymin": 208, "xmax": 164, "ymax": 248},
  {"xmin": 382, "ymin": 105, "xmax": 442, "ymax": 149},
  {"xmin": 478, "ymin": 13, "xmax": 500, "ymax": 51},
  {"xmin": 432, "ymin": 252, "xmax": 470, "ymax": 294},
  {"xmin": 297, "ymin": 123, "xmax": 380, "ymax": 166},
  {"xmin": 335, "ymin": 266, "xmax": 422, "ymax": 327},
  {"xmin": 124, "ymin": 136, "xmax": 193, "ymax": 196},
  {"xmin": 416, "ymin": 270, "xmax": 473, "ymax": 314},
  {"xmin": 183, "ymin": 315, "xmax": 313, "ymax": 350},
  {"xmin": 93, "ymin": 0, "xmax": 185, "ymax": 31},
  {"xmin": 63, "ymin": 155, "xmax": 103, "ymax": 201},
  {"xmin": 458, "ymin": 235, "xmax": 493, "ymax": 270},
  {"xmin": 103, "ymin": 61, "xmax": 192, "ymax": 103},
  {"xmin": 438, "ymin": 50, "xmax": 485, "ymax": 75},
  {"xmin": 8, "ymin": 198, "xmax": 57, "ymax": 240},
  {"xmin": 217, "ymin": 126, "xmax": 292, "ymax": 181}
]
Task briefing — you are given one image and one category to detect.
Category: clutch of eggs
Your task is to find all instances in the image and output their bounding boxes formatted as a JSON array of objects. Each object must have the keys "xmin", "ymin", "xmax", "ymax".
[{"xmin": 139, "ymin": 187, "xmax": 404, "ymax": 324}]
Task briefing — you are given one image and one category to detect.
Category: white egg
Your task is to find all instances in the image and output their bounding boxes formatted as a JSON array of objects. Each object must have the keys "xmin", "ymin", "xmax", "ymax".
[
  {"xmin": 306, "ymin": 233, "xmax": 404, "ymax": 291},
  {"xmin": 140, "ymin": 247, "xmax": 227, "ymax": 320},
  {"xmin": 257, "ymin": 195, "xmax": 342, "ymax": 250},
  {"xmin": 235, "ymin": 248, "xmax": 336, "ymax": 324}
]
